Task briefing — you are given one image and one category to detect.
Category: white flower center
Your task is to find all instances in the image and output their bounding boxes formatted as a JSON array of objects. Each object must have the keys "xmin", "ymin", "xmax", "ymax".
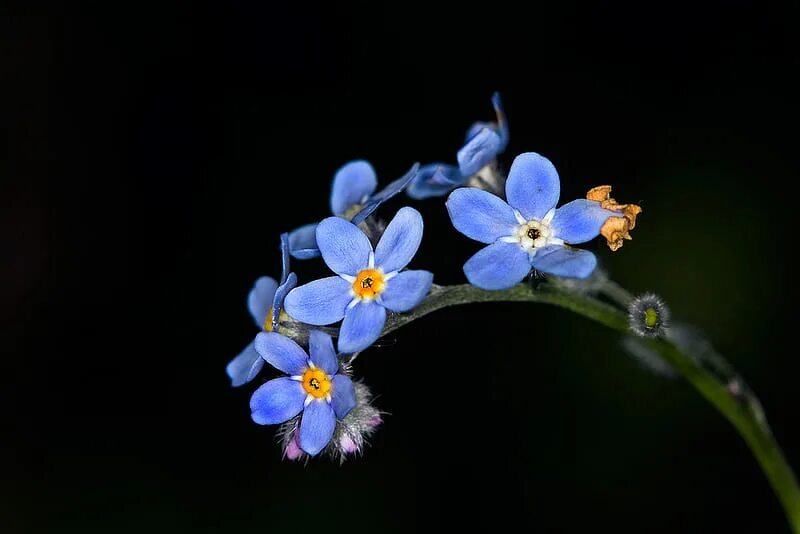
[{"xmin": 503, "ymin": 208, "xmax": 563, "ymax": 255}]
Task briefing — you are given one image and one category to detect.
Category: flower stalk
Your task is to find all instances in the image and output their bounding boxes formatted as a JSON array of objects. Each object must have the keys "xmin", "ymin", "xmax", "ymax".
[{"xmin": 380, "ymin": 281, "xmax": 800, "ymax": 532}]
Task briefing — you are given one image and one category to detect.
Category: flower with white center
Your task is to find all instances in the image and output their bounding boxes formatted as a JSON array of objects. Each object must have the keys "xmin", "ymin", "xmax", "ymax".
[
  {"xmin": 284, "ymin": 207, "xmax": 433, "ymax": 353},
  {"xmin": 446, "ymin": 152, "xmax": 623, "ymax": 289},
  {"xmin": 250, "ymin": 330, "xmax": 357, "ymax": 456}
]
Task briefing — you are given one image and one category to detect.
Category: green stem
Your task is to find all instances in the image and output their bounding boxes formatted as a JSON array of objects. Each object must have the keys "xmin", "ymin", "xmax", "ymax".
[{"xmin": 381, "ymin": 282, "xmax": 800, "ymax": 531}]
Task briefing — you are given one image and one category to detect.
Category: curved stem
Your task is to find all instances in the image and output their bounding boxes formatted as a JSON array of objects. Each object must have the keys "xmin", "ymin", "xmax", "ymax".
[{"xmin": 381, "ymin": 282, "xmax": 800, "ymax": 531}]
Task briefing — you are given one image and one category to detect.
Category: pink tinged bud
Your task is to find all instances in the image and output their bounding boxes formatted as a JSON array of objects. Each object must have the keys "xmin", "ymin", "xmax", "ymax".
[
  {"xmin": 284, "ymin": 435, "xmax": 304, "ymax": 461},
  {"xmin": 339, "ymin": 434, "xmax": 359, "ymax": 455},
  {"xmin": 368, "ymin": 415, "xmax": 383, "ymax": 429}
]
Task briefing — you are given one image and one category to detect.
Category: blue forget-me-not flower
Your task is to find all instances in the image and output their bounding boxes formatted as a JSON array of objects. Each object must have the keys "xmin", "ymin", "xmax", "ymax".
[
  {"xmin": 446, "ymin": 152, "xmax": 620, "ymax": 289},
  {"xmin": 288, "ymin": 160, "xmax": 419, "ymax": 259},
  {"xmin": 284, "ymin": 207, "xmax": 433, "ymax": 353},
  {"xmin": 408, "ymin": 92, "xmax": 509, "ymax": 199},
  {"xmin": 250, "ymin": 330, "xmax": 357, "ymax": 456},
  {"xmin": 226, "ymin": 233, "xmax": 298, "ymax": 386},
  {"xmin": 280, "ymin": 381, "xmax": 383, "ymax": 461}
]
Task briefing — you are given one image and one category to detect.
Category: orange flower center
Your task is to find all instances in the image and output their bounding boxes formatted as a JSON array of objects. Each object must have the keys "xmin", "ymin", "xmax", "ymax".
[
  {"xmin": 262, "ymin": 307, "xmax": 275, "ymax": 332},
  {"xmin": 352, "ymin": 268, "xmax": 385, "ymax": 300},
  {"xmin": 262, "ymin": 307, "xmax": 288, "ymax": 332},
  {"xmin": 302, "ymin": 368, "xmax": 331, "ymax": 398}
]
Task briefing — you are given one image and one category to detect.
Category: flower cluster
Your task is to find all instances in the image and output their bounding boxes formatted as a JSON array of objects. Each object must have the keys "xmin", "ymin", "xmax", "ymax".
[{"xmin": 226, "ymin": 93, "xmax": 642, "ymax": 460}]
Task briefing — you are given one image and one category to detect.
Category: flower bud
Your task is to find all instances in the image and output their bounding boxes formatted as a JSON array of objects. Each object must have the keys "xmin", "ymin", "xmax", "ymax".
[
  {"xmin": 628, "ymin": 292, "xmax": 670, "ymax": 338},
  {"xmin": 329, "ymin": 382, "xmax": 383, "ymax": 461}
]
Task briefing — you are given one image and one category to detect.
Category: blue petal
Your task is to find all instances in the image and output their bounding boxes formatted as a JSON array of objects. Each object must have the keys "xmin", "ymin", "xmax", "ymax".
[
  {"xmin": 299, "ymin": 400, "xmax": 336, "ymax": 456},
  {"xmin": 308, "ymin": 330, "xmax": 338, "ymax": 375},
  {"xmin": 331, "ymin": 375, "xmax": 357, "ymax": 419},
  {"xmin": 465, "ymin": 122, "xmax": 483, "ymax": 144},
  {"xmin": 505, "ymin": 152, "xmax": 560, "ymax": 220},
  {"xmin": 288, "ymin": 223, "xmax": 320, "ymax": 260},
  {"xmin": 330, "ymin": 160, "xmax": 377, "ymax": 216},
  {"xmin": 316, "ymin": 216, "xmax": 372, "ymax": 276},
  {"xmin": 279, "ymin": 233, "xmax": 291, "ymax": 283},
  {"xmin": 465, "ymin": 123, "xmax": 487, "ymax": 145},
  {"xmin": 446, "ymin": 188, "xmax": 518, "ymax": 244},
  {"xmin": 374, "ymin": 206, "xmax": 424, "ymax": 273},
  {"xmin": 226, "ymin": 341, "xmax": 265, "ymax": 387},
  {"xmin": 247, "ymin": 276, "xmax": 278, "ymax": 328},
  {"xmin": 549, "ymin": 199, "xmax": 619, "ymax": 245},
  {"xmin": 425, "ymin": 165, "xmax": 463, "ymax": 186},
  {"xmin": 283, "ymin": 276, "xmax": 353, "ymax": 325},
  {"xmin": 491, "ymin": 92, "xmax": 509, "ymax": 151},
  {"xmin": 254, "ymin": 331, "xmax": 309, "ymax": 375},
  {"xmin": 351, "ymin": 163, "xmax": 419, "ymax": 225},
  {"xmin": 465, "ymin": 92, "xmax": 509, "ymax": 153},
  {"xmin": 380, "ymin": 270, "xmax": 433, "ymax": 313},
  {"xmin": 457, "ymin": 128, "xmax": 502, "ymax": 177},
  {"xmin": 463, "ymin": 241, "xmax": 531, "ymax": 290},
  {"xmin": 338, "ymin": 300, "xmax": 387, "ymax": 353},
  {"xmin": 406, "ymin": 164, "xmax": 464, "ymax": 200},
  {"xmin": 271, "ymin": 272, "xmax": 297, "ymax": 331},
  {"xmin": 289, "ymin": 247, "xmax": 321, "ymax": 260},
  {"xmin": 531, "ymin": 245, "xmax": 597, "ymax": 278},
  {"xmin": 250, "ymin": 377, "xmax": 306, "ymax": 425}
]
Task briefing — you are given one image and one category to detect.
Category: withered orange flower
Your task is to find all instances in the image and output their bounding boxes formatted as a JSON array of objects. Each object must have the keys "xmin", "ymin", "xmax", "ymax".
[{"xmin": 586, "ymin": 185, "xmax": 642, "ymax": 251}]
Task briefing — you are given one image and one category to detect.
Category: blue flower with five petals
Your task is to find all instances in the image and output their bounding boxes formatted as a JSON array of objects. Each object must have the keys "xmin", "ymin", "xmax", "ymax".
[
  {"xmin": 226, "ymin": 233, "xmax": 298, "ymax": 387},
  {"xmin": 408, "ymin": 92, "xmax": 509, "ymax": 199},
  {"xmin": 446, "ymin": 152, "xmax": 619, "ymax": 289},
  {"xmin": 285, "ymin": 207, "xmax": 433, "ymax": 353},
  {"xmin": 288, "ymin": 160, "xmax": 419, "ymax": 259},
  {"xmin": 250, "ymin": 330, "xmax": 357, "ymax": 456}
]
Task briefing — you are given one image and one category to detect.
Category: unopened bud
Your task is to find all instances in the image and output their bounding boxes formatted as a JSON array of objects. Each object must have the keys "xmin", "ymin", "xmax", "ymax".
[{"xmin": 628, "ymin": 293, "xmax": 670, "ymax": 338}]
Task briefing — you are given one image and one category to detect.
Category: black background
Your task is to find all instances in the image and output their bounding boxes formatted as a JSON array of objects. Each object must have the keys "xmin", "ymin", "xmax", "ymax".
[{"xmin": 3, "ymin": 2, "xmax": 800, "ymax": 532}]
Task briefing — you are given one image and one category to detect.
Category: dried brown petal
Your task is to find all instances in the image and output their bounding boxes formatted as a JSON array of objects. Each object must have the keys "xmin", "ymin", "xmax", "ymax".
[
  {"xmin": 586, "ymin": 185, "xmax": 642, "ymax": 251},
  {"xmin": 622, "ymin": 203, "xmax": 642, "ymax": 231},
  {"xmin": 600, "ymin": 216, "xmax": 631, "ymax": 251},
  {"xmin": 586, "ymin": 185, "xmax": 613, "ymax": 202}
]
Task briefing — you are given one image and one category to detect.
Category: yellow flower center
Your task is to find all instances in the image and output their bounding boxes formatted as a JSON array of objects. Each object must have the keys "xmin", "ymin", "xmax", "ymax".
[
  {"xmin": 352, "ymin": 268, "xmax": 385, "ymax": 300},
  {"xmin": 262, "ymin": 307, "xmax": 275, "ymax": 332},
  {"xmin": 262, "ymin": 307, "xmax": 288, "ymax": 332},
  {"xmin": 342, "ymin": 203, "xmax": 364, "ymax": 221},
  {"xmin": 302, "ymin": 368, "xmax": 331, "ymax": 398}
]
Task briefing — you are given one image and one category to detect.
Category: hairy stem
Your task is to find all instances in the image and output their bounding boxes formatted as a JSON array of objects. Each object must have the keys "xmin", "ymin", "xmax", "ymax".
[{"xmin": 381, "ymin": 282, "xmax": 800, "ymax": 531}]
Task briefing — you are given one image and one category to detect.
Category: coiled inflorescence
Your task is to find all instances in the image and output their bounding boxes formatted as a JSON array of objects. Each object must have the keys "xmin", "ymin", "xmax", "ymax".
[{"xmin": 226, "ymin": 93, "xmax": 641, "ymax": 460}]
